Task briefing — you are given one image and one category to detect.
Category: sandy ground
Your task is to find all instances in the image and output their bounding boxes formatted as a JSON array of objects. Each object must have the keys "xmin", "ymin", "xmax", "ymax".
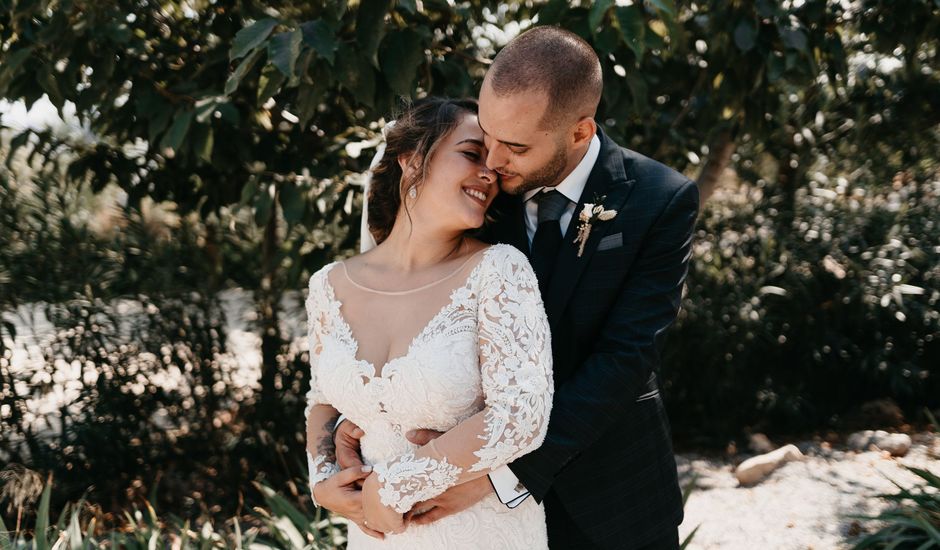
[{"xmin": 676, "ymin": 433, "xmax": 939, "ymax": 549}]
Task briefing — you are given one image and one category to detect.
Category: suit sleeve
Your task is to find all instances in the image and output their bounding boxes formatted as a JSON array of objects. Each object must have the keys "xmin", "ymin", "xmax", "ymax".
[{"xmin": 508, "ymin": 179, "xmax": 699, "ymax": 501}]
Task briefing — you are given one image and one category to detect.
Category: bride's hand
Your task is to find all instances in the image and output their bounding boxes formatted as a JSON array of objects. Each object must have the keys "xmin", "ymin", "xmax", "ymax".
[
  {"xmin": 312, "ymin": 465, "xmax": 385, "ymax": 540},
  {"xmin": 361, "ymin": 472, "xmax": 406, "ymax": 534}
]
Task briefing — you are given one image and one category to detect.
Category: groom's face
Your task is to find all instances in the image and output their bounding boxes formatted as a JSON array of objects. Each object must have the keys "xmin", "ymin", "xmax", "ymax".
[{"xmin": 478, "ymin": 80, "xmax": 569, "ymax": 196}]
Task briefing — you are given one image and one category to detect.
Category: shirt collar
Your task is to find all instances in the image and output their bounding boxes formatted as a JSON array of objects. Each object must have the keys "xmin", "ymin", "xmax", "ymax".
[{"xmin": 523, "ymin": 134, "xmax": 601, "ymax": 204}]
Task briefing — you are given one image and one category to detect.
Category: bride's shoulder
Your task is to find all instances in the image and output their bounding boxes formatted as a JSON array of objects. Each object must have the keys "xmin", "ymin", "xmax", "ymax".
[
  {"xmin": 307, "ymin": 260, "xmax": 342, "ymax": 293},
  {"xmin": 482, "ymin": 243, "xmax": 530, "ymax": 266},
  {"xmin": 478, "ymin": 243, "xmax": 536, "ymax": 281}
]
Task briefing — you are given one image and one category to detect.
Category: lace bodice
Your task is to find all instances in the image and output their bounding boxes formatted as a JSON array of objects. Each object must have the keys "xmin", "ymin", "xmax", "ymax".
[{"xmin": 303, "ymin": 244, "xmax": 553, "ymax": 515}]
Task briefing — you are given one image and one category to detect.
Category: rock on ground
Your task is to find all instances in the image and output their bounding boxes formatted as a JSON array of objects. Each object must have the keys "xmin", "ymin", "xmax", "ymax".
[
  {"xmin": 734, "ymin": 444, "xmax": 804, "ymax": 485},
  {"xmin": 847, "ymin": 430, "xmax": 912, "ymax": 457},
  {"xmin": 677, "ymin": 433, "xmax": 938, "ymax": 550}
]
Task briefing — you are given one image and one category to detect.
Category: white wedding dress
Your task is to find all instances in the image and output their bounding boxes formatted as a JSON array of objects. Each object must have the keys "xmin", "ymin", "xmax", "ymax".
[{"xmin": 303, "ymin": 244, "xmax": 553, "ymax": 549}]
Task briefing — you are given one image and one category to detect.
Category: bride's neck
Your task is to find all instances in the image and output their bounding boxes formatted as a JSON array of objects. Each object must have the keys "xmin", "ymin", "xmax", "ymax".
[{"xmin": 376, "ymin": 221, "xmax": 467, "ymax": 272}]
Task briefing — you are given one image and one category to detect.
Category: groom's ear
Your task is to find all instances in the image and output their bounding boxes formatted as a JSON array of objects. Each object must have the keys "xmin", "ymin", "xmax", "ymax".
[{"xmin": 571, "ymin": 117, "xmax": 597, "ymax": 147}]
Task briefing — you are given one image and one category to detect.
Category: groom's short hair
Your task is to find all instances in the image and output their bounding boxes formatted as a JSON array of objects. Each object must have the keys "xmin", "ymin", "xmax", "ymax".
[{"xmin": 487, "ymin": 26, "xmax": 602, "ymax": 129}]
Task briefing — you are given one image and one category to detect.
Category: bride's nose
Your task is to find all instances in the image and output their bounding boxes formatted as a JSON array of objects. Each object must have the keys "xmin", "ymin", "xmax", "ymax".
[{"xmin": 478, "ymin": 166, "xmax": 496, "ymax": 184}]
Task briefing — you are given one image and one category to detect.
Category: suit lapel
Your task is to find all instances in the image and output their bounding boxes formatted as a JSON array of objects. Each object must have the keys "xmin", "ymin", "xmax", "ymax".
[{"xmin": 545, "ymin": 130, "xmax": 636, "ymax": 322}]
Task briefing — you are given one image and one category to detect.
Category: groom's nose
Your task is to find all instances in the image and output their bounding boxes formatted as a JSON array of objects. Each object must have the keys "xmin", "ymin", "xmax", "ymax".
[{"xmin": 485, "ymin": 142, "xmax": 509, "ymax": 172}]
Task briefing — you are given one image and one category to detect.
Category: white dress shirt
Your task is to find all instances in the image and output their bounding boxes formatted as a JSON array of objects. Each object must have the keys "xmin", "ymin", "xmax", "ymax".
[
  {"xmin": 522, "ymin": 134, "xmax": 601, "ymax": 245},
  {"xmin": 489, "ymin": 134, "xmax": 601, "ymax": 508}
]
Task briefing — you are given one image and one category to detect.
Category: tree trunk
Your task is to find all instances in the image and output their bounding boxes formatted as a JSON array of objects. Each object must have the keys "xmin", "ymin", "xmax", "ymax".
[
  {"xmin": 258, "ymin": 196, "xmax": 281, "ymax": 419},
  {"xmin": 777, "ymin": 151, "xmax": 800, "ymax": 235},
  {"xmin": 696, "ymin": 129, "xmax": 737, "ymax": 203}
]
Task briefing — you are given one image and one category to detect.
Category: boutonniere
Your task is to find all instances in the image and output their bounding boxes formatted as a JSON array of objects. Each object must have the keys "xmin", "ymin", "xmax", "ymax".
[{"xmin": 573, "ymin": 195, "xmax": 617, "ymax": 257}]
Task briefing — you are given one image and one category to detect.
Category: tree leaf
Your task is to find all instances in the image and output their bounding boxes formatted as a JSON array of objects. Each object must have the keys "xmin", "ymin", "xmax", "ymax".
[
  {"xmin": 0, "ymin": 46, "xmax": 34, "ymax": 90},
  {"xmin": 379, "ymin": 29, "xmax": 423, "ymax": 96},
  {"xmin": 268, "ymin": 29, "xmax": 302, "ymax": 78},
  {"xmin": 648, "ymin": 0, "xmax": 677, "ymax": 20},
  {"xmin": 194, "ymin": 96, "xmax": 220, "ymax": 124},
  {"xmin": 301, "ymin": 19, "xmax": 338, "ymax": 65},
  {"xmin": 336, "ymin": 46, "xmax": 375, "ymax": 107},
  {"xmin": 397, "ymin": 0, "xmax": 417, "ymax": 14},
  {"xmin": 37, "ymin": 68, "xmax": 64, "ymax": 109},
  {"xmin": 625, "ymin": 73, "xmax": 648, "ymax": 116},
  {"xmin": 734, "ymin": 20, "xmax": 757, "ymax": 52},
  {"xmin": 780, "ymin": 27, "xmax": 808, "ymax": 53},
  {"xmin": 230, "ymin": 18, "xmax": 278, "ymax": 61},
  {"xmin": 538, "ymin": 0, "xmax": 568, "ymax": 25},
  {"xmin": 278, "ymin": 183, "xmax": 304, "ymax": 225},
  {"xmin": 215, "ymin": 103, "xmax": 240, "ymax": 126},
  {"xmin": 195, "ymin": 125, "xmax": 214, "ymax": 163},
  {"xmin": 258, "ymin": 64, "xmax": 286, "ymax": 106},
  {"xmin": 616, "ymin": 5, "xmax": 646, "ymax": 60},
  {"xmin": 158, "ymin": 110, "xmax": 194, "ymax": 156},
  {"xmin": 589, "ymin": 0, "xmax": 613, "ymax": 32},
  {"xmin": 756, "ymin": 0, "xmax": 777, "ymax": 18},
  {"xmin": 767, "ymin": 52, "xmax": 785, "ymax": 82},
  {"xmin": 296, "ymin": 74, "xmax": 326, "ymax": 126},
  {"xmin": 225, "ymin": 48, "xmax": 263, "ymax": 95},
  {"xmin": 595, "ymin": 25, "xmax": 620, "ymax": 54},
  {"xmin": 240, "ymin": 179, "xmax": 258, "ymax": 205},
  {"xmin": 148, "ymin": 106, "xmax": 172, "ymax": 145},
  {"xmin": 356, "ymin": 0, "xmax": 392, "ymax": 59}
]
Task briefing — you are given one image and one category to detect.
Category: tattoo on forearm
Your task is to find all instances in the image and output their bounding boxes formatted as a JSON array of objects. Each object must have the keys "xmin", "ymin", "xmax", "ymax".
[{"xmin": 314, "ymin": 414, "xmax": 338, "ymax": 460}]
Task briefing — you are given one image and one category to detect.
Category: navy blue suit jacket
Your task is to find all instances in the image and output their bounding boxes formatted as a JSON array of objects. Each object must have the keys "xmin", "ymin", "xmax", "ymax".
[{"xmin": 482, "ymin": 128, "xmax": 699, "ymax": 548}]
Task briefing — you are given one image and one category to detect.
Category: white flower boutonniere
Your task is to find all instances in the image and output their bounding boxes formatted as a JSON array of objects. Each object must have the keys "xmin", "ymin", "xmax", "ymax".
[{"xmin": 573, "ymin": 197, "xmax": 618, "ymax": 257}]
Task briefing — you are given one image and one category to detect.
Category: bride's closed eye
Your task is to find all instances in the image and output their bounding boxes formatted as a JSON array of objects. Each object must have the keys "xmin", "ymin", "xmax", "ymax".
[{"xmin": 461, "ymin": 150, "xmax": 482, "ymax": 161}]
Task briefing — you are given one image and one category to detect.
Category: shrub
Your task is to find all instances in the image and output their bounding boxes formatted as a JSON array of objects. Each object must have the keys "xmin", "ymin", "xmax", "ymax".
[{"xmin": 663, "ymin": 168, "xmax": 940, "ymax": 442}]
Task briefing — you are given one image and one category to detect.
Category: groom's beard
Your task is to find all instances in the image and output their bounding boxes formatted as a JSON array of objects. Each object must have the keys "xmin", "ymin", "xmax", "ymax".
[{"xmin": 499, "ymin": 141, "xmax": 568, "ymax": 196}]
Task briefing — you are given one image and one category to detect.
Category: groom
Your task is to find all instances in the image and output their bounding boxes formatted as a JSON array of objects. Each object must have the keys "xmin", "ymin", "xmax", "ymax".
[{"xmin": 336, "ymin": 27, "xmax": 699, "ymax": 549}]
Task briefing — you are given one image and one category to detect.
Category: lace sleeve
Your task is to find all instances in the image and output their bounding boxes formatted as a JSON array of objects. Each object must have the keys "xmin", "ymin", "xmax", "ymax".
[
  {"xmin": 371, "ymin": 247, "xmax": 553, "ymax": 513},
  {"xmin": 304, "ymin": 271, "xmax": 341, "ymax": 505}
]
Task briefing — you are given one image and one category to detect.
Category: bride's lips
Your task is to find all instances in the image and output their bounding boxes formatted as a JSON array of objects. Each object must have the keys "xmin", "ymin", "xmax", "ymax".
[{"xmin": 462, "ymin": 184, "xmax": 490, "ymax": 207}]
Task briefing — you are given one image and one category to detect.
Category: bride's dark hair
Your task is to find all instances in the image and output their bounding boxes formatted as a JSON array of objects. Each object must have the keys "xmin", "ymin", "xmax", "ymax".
[{"xmin": 367, "ymin": 97, "xmax": 479, "ymax": 244}]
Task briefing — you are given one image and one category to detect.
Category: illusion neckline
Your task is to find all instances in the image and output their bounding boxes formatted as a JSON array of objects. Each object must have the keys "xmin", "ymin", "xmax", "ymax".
[
  {"xmin": 339, "ymin": 246, "xmax": 486, "ymax": 296},
  {"xmin": 322, "ymin": 245, "xmax": 496, "ymax": 377}
]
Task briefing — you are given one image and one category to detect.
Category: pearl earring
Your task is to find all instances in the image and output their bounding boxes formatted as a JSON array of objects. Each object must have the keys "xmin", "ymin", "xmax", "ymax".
[{"xmin": 408, "ymin": 185, "xmax": 417, "ymax": 199}]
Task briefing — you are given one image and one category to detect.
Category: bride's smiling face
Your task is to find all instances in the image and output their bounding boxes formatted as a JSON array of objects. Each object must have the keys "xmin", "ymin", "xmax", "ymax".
[{"xmin": 402, "ymin": 114, "xmax": 498, "ymax": 232}]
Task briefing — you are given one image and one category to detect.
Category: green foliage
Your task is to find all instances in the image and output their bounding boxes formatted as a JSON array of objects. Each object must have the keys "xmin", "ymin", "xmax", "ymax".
[
  {"xmin": 0, "ymin": 473, "xmax": 346, "ymax": 549},
  {"xmin": 664, "ymin": 164, "xmax": 940, "ymax": 441},
  {"xmin": 852, "ymin": 466, "xmax": 940, "ymax": 549}
]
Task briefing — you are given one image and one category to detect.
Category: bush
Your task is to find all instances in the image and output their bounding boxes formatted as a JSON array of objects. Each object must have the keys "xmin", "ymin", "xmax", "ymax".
[
  {"xmin": 663, "ymin": 168, "xmax": 940, "ymax": 443},
  {"xmin": 0, "ymin": 472, "xmax": 348, "ymax": 549},
  {"xmin": 0, "ymin": 173, "xmax": 314, "ymax": 523}
]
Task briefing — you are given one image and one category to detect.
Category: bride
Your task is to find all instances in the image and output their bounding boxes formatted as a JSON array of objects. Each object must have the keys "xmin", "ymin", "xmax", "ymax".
[{"xmin": 302, "ymin": 97, "xmax": 554, "ymax": 548}]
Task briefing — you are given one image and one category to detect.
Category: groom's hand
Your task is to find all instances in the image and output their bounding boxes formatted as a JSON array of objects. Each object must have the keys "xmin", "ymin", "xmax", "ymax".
[
  {"xmin": 405, "ymin": 476, "xmax": 493, "ymax": 526},
  {"xmin": 335, "ymin": 419, "xmax": 366, "ymax": 470},
  {"xmin": 405, "ymin": 428, "xmax": 444, "ymax": 446},
  {"xmin": 404, "ymin": 428, "xmax": 493, "ymax": 525}
]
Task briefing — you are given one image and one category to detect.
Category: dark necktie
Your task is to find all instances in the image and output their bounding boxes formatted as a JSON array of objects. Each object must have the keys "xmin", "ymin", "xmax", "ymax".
[{"xmin": 530, "ymin": 190, "xmax": 570, "ymax": 290}]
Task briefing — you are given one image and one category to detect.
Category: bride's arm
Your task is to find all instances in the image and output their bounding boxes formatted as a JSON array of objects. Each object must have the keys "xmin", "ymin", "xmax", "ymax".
[
  {"xmin": 364, "ymin": 248, "xmax": 554, "ymax": 516},
  {"xmin": 303, "ymin": 272, "xmax": 343, "ymax": 505}
]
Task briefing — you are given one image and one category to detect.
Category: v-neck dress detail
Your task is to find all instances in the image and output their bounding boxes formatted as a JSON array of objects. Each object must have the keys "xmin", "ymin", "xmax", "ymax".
[{"xmin": 325, "ymin": 247, "xmax": 489, "ymax": 378}]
